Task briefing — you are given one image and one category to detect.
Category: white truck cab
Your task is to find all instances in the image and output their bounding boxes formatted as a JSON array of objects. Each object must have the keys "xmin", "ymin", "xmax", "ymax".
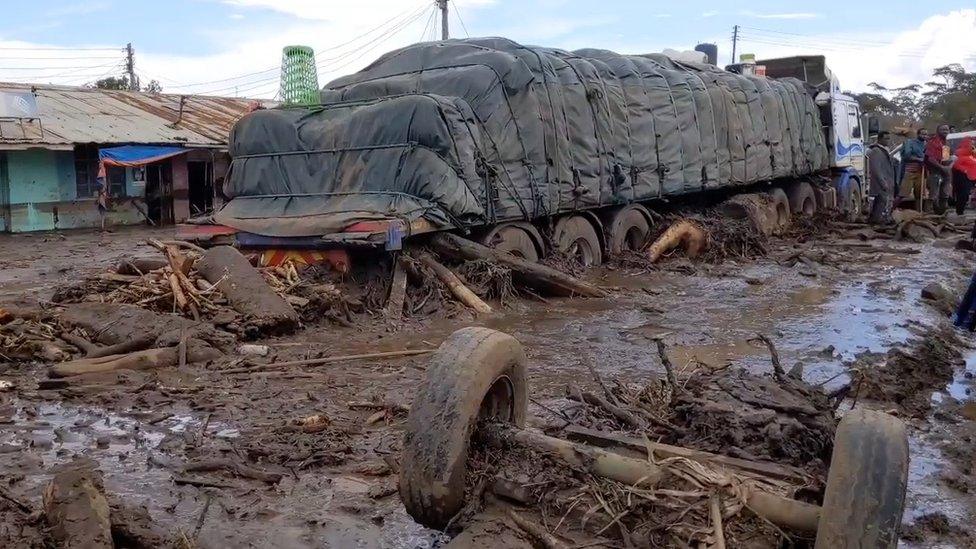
[{"xmin": 758, "ymin": 56, "xmax": 867, "ymax": 212}]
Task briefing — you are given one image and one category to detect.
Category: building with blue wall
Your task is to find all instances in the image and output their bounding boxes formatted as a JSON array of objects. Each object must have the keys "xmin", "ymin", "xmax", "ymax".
[{"xmin": 0, "ymin": 83, "xmax": 266, "ymax": 232}]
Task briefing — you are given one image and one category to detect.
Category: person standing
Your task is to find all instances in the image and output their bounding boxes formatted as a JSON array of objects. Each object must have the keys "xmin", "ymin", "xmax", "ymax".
[
  {"xmin": 898, "ymin": 128, "xmax": 928, "ymax": 210},
  {"xmin": 952, "ymin": 137, "xmax": 976, "ymax": 215},
  {"xmin": 867, "ymin": 131, "xmax": 896, "ymax": 223},
  {"xmin": 96, "ymin": 179, "xmax": 109, "ymax": 231},
  {"xmin": 924, "ymin": 124, "xmax": 953, "ymax": 213}
]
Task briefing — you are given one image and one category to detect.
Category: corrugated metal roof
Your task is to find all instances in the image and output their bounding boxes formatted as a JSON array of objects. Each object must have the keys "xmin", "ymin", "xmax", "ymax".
[{"xmin": 0, "ymin": 82, "xmax": 273, "ymax": 149}]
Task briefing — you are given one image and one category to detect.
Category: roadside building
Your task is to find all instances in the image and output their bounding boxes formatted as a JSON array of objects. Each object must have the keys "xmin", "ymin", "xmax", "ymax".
[{"xmin": 0, "ymin": 83, "xmax": 264, "ymax": 232}]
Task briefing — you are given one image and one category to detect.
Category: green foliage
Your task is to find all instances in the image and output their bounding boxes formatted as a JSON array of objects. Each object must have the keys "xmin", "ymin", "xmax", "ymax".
[
  {"xmin": 852, "ymin": 65, "xmax": 976, "ymax": 131},
  {"xmin": 143, "ymin": 80, "xmax": 162, "ymax": 94},
  {"xmin": 92, "ymin": 76, "xmax": 130, "ymax": 90}
]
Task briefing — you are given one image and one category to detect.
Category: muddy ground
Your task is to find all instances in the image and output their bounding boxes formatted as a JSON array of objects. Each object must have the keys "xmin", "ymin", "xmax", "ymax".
[{"xmin": 1, "ymin": 219, "xmax": 976, "ymax": 548}]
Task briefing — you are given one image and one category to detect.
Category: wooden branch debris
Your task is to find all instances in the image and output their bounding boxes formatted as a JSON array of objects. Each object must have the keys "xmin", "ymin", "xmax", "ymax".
[
  {"xmin": 431, "ymin": 233, "xmax": 607, "ymax": 298},
  {"xmin": 647, "ymin": 219, "xmax": 708, "ymax": 262},
  {"xmin": 49, "ymin": 347, "xmax": 178, "ymax": 378},
  {"xmin": 562, "ymin": 425, "xmax": 809, "ymax": 484},
  {"xmin": 418, "ymin": 252, "xmax": 492, "ymax": 313},
  {"xmin": 182, "ymin": 459, "xmax": 282, "ymax": 484},
  {"xmin": 655, "ymin": 339, "xmax": 680, "ymax": 393},
  {"xmin": 750, "ymin": 333, "xmax": 786, "ymax": 383},
  {"xmin": 506, "ymin": 507, "xmax": 569, "ymax": 549},
  {"xmin": 710, "ymin": 493, "xmax": 727, "ymax": 549}
]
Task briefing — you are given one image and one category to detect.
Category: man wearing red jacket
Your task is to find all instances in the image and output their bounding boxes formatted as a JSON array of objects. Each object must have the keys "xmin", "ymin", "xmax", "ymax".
[{"xmin": 924, "ymin": 124, "xmax": 953, "ymax": 213}]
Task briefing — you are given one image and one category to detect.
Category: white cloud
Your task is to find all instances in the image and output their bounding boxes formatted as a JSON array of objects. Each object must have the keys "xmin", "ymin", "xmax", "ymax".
[
  {"xmin": 737, "ymin": 9, "xmax": 976, "ymax": 91},
  {"xmin": 702, "ymin": 10, "xmax": 719, "ymax": 18},
  {"xmin": 229, "ymin": 13, "xmax": 245, "ymax": 20},
  {"xmin": 741, "ymin": 11, "xmax": 820, "ymax": 20}
]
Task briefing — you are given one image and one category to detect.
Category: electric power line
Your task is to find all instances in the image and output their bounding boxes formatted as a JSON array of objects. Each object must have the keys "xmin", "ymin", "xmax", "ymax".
[
  {"xmin": 421, "ymin": 5, "xmax": 436, "ymax": 41},
  {"xmin": 452, "ymin": 0, "xmax": 470, "ymax": 38}
]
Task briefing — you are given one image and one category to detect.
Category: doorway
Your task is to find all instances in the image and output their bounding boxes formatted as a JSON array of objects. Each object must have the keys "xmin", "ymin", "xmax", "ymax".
[
  {"xmin": 145, "ymin": 161, "xmax": 174, "ymax": 225},
  {"xmin": 0, "ymin": 152, "xmax": 9, "ymax": 232},
  {"xmin": 187, "ymin": 160, "xmax": 214, "ymax": 216}
]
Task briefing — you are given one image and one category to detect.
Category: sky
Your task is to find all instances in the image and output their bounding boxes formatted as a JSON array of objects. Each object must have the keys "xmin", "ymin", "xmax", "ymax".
[{"xmin": 0, "ymin": 0, "xmax": 974, "ymax": 98}]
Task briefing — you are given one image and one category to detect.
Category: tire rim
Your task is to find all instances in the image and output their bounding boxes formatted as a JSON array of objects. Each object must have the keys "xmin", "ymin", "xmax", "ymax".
[
  {"xmin": 567, "ymin": 238, "xmax": 596, "ymax": 265},
  {"xmin": 624, "ymin": 226, "xmax": 645, "ymax": 251},
  {"xmin": 478, "ymin": 374, "xmax": 515, "ymax": 423}
]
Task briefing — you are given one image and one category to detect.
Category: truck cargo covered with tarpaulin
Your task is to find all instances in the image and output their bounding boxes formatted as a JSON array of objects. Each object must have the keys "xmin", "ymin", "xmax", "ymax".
[{"xmin": 214, "ymin": 38, "xmax": 830, "ymax": 238}]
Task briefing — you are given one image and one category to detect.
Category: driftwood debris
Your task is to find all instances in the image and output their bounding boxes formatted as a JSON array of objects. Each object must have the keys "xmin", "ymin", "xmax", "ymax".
[
  {"xmin": 43, "ymin": 460, "xmax": 113, "ymax": 549},
  {"xmin": 49, "ymin": 345, "xmax": 221, "ymax": 378},
  {"xmin": 430, "ymin": 233, "xmax": 607, "ymax": 298},
  {"xmin": 195, "ymin": 246, "xmax": 299, "ymax": 332},
  {"xmin": 647, "ymin": 220, "xmax": 708, "ymax": 262},
  {"xmin": 182, "ymin": 459, "xmax": 283, "ymax": 484},
  {"xmin": 418, "ymin": 252, "xmax": 492, "ymax": 313}
]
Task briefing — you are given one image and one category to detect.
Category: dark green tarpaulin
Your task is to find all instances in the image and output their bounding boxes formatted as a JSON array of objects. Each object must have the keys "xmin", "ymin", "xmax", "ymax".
[{"xmin": 215, "ymin": 38, "xmax": 829, "ymax": 237}]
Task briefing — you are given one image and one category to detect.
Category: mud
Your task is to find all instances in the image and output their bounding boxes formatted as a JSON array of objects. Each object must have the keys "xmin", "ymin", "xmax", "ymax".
[{"xmin": 1, "ymin": 212, "xmax": 976, "ymax": 547}]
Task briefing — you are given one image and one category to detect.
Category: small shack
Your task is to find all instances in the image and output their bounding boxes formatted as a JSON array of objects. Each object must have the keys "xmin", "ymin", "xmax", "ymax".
[{"xmin": 0, "ymin": 83, "xmax": 266, "ymax": 232}]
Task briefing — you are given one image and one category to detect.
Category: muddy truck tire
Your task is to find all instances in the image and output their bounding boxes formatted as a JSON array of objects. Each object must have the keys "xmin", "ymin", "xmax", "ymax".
[
  {"xmin": 606, "ymin": 205, "xmax": 652, "ymax": 255},
  {"xmin": 554, "ymin": 215, "xmax": 603, "ymax": 266},
  {"xmin": 814, "ymin": 409, "xmax": 908, "ymax": 549},
  {"xmin": 786, "ymin": 181, "xmax": 818, "ymax": 215},
  {"xmin": 399, "ymin": 327, "xmax": 528, "ymax": 530}
]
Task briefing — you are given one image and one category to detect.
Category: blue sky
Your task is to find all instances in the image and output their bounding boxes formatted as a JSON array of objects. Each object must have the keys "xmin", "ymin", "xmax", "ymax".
[{"xmin": 1, "ymin": 1, "xmax": 974, "ymax": 97}]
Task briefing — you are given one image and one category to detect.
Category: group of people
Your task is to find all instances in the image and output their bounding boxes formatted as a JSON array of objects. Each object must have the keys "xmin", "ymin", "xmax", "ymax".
[{"xmin": 868, "ymin": 124, "xmax": 976, "ymax": 223}]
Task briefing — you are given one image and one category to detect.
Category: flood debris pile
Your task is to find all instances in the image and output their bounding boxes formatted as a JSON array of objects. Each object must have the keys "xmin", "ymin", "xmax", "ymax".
[
  {"xmin": 467, "ymin": 339, "xmax": 837, "ymax": 547},
  {"xmin": 883, "ymin": 210, "xmax": 972, "ymax": 243},
  {"xmin": 0, "ymin": 307, "xmax": 72, "ymax": 363},
  {"xmin": 849, "ymin": 325, "xmax": 966, "ymax": 416}
]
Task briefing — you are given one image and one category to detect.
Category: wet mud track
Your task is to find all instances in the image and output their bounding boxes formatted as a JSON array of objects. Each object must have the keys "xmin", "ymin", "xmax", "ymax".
[{"xmin": 1, "ymin": 225, "xmax": 975, "ymax": 548}]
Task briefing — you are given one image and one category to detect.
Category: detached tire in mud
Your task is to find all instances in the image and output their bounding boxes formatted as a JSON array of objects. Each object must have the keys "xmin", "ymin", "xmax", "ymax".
[
  {"xmin": 814, "ymin": 409, "xmax": 909, "ymax": 549},
  {"xmin": 786, "ymin": 181, "xmax": 817, "ymax": 215},
  {"xmin": 553, "ymin": 215, "xmax": 603, "ymax": 265},
  {"xmin": 606, "ymin": 205, "xmax": 652, "ymax": 255},
  {"xmin": 399, "ymin": 327, "xmax": 528, "ymax": 530}
]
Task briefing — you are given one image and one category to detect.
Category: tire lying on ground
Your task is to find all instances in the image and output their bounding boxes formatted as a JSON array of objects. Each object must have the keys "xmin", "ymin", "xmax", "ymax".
[
  {"xmin": 606, "ymin": 205, "xmax": 652, "ymax": 255},
  {"xmin": 553, "ymin": 215, "xmax": 603, "ymax": 265},
  {"xmin": 814, "ymin": 408, "xmax": 909, "ymax": 549},
  {"xmin": 766, "ymin": 187, "xmax": 792, "ymax": 230},
  {"xmin": 480, "ymin": 223, "xmax": 542, "ymax": 262},
  {"xmin": 786, "ymin": 181, "xmax": 818, "ymax": 215},
  {"xmin": 399, "ymin": 327, "xmax": 528, "ymax": 530}
]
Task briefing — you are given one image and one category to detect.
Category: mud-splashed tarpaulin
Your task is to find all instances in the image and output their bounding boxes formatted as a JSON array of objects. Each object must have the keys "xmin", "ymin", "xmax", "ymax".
[
  {"xmin": 98, "ymin": 145, "xmax": 188, "ymax": 167},
  {"xmin": 215, "ymin": 38, "xmax": 830, "ymax": 238}
]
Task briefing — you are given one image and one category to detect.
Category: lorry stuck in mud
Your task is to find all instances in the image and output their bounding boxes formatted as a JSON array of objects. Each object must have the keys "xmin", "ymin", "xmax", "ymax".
[{"xmin": 192, "ymin": 40, "xmax": 870, "ymax": 266}]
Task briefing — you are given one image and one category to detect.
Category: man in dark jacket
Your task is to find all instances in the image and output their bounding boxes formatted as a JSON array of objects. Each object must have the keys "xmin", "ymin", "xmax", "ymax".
[{"xmin": 867, "ymin": 131, "xmax": 896, "ymax": 223}]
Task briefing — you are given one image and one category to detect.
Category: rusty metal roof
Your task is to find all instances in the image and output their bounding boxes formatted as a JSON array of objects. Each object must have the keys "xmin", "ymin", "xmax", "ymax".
[{"xmin": 0, "ymin": 82, "xmax": 273, "ymax": 149}]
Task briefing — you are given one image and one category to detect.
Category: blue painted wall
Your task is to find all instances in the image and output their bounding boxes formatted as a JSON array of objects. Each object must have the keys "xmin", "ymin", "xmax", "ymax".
[{"xmin": 4, "ymin": 148, "xmax": 146, "ymax": 232}]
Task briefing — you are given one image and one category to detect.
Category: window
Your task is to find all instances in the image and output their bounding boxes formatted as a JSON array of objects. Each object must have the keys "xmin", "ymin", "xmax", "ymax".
[
  {"xmin": 107, "ymin": 166, "xmax": 126, "ymax": 198},
  {"xmin": 848, "ymin": 105, "xmax": 861, "ymax": 139},
  {"xmin": 74, "ymin": 144, "xmax": 98, "ymax": 198}
]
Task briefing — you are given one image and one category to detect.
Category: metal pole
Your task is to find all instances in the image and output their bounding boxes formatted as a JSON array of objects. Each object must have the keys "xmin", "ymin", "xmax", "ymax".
[
  {"xmin": 437, "ymin": 0, "xmax": 449, "ymax": 40},
  {"xmin": 731, "ymin": 25, "xmax": 739, "ymax": 65},
  {"xmin": 125, "ymin": 43, "xmax": 139, "ymax": 91}
]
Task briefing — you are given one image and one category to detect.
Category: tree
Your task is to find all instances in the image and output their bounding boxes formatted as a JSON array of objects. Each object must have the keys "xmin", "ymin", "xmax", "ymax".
[
  {"xmin": 143, "ymin": 80, "xmax": 162, "ymax": 94},
  {"xmin": 853, "ymin": 65, "xmax": 976, "ymax": 132},
  {"xmin": 92, "ymin": 76, "xmax": 130, "ymax": 90}
]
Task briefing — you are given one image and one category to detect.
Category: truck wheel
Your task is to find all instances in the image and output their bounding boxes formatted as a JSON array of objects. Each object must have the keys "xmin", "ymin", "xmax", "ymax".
[
  {"xmin": 786, "ymin": 181, "xmax": 817, "ymax": 215},
  {"xmin": 814, "ymin": 409, "xmax": 909, "ymax": 549},
  {"xmin": 554, "ymin": 215, "xmax": 603, "ymax": 266},
  {"xmin": 399, "ymin": 327, "xmax": 528, "ymax": 530},
  {"xmin": 480, "ymin": 224, "xmax": 541, "ymax": 262},
  {"xmin": 766, "ymin": 188, "xmax": 791, "ymax": 230},
  {"xmin": 607, "ymin": 205, "xmax": 652, "ymax": 255}
]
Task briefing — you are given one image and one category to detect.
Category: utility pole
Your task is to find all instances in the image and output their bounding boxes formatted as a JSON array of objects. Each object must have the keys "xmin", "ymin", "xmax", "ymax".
[
  {"xmin": 731, "ymin": 25, "xmax": 739, "ymax": 65},
  {"xmin": 437, "ymin": 0, "xmax": 449, "ymax": 40},
  {"xmin": 125, "ymin": 43, "xmax": 139, "ymax": 91}
]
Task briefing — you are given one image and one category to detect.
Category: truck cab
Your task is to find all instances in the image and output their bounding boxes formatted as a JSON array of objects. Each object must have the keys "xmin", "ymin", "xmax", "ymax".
[{"xmin": 758, "ymin": 56, "xmax": 866, "ymax": 213}]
